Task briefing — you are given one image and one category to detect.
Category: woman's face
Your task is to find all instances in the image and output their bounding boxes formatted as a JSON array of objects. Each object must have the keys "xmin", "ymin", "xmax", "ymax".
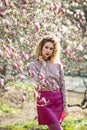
[{"xmin": 42, "ymin": 42, "xmax": 54, "ymax": 59}]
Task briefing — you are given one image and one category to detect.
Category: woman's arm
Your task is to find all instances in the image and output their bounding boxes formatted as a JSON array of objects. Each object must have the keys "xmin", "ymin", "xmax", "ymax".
[
  {"xmin": 28, "ymin": 62, "xmax": 38, "ymax": 81},
  {"xmin": 59, "ymin": 63, "xmax": 69, "ymax": 114}
]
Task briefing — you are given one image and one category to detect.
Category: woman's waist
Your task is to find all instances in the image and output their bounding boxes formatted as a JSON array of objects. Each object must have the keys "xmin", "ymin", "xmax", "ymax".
[
  {"xmin": 37, "ymin": 85, "xmax": 61, "ymax": 92},
  {"xmin": 37, "ymin": 88, "xmax": 62, "ymax": 100}
]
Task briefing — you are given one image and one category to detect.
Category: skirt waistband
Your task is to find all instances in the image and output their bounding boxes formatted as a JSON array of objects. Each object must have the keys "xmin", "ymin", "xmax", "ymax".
[{"xmin": 38, "ymin": 89, "xmax": 62, "ymax": 100}]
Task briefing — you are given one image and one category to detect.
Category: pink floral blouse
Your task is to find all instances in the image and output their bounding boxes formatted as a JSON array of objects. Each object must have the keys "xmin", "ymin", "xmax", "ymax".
[{"xmin": 28, "ymin": 59, "xmax": 68, "ymax": 104}]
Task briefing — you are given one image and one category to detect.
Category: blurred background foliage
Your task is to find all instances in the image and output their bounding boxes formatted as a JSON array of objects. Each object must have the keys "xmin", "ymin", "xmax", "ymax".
[{"xmin": 0, "ymin": 0, "xmax": 87, "ymax": 87}]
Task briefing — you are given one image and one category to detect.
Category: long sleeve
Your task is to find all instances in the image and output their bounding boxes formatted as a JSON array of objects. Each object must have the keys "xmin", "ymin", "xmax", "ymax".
[
  {"xmin": 59, "ymin": 63, "xmax": 68, "ymax": 106},
  {"xmin": 28, "ymin": 62, "xmax": 39, "ymax": 81},
  {"xmin": 28, "ymin": 61, "xmax": 46, "ymax": 88}
]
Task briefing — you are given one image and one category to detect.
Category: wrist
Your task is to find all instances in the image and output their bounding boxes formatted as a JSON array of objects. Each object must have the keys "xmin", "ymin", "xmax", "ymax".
[{"xmin": 63, "ymin": 102, "xmax": 68, "ymax": 107}]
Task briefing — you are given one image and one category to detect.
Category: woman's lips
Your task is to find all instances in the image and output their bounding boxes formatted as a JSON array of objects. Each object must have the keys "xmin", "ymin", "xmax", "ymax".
[
  {"xmin": 46, "ymin": 53, "xmax": 50, "ymax": 56},
  {"xmin": 46, "ymin": 52, "xmax": 50, "ymax": 55}
]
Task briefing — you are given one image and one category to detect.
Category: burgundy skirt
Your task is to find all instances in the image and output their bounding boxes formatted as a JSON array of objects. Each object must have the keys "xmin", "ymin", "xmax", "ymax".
[{"xmin": 36, "ymin": 90, "xmax": 65, "ymax": 125}]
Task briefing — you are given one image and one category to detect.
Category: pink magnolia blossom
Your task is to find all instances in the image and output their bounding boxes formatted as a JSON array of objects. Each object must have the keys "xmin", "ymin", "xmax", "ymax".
[
  {"xmin": 0, "ymin": 66, "xmax": 3, "ymax": 72},
  {"xmin": 50, "ymin": 80, "xmax": 55, "ymax": 86},
  {"xmin": 0, "ymin": 50, "xmax": 3, "ymax": 58},
  {"xmin": 28, "ymin": 70, "xmax": 32, "ymax": 76},
  {"xmin": 28, "ymin": 53, "xmax": 33, "ymax": 60},
  {"xmin": 0, "ymin": 78, "xmax": 4, "ymax": 88},
  {"xmin": 21, "ymin": 95, "xmax": 26, "ymax": 103},
  {"xmin": 38, "ymin": 73, "xmax": 44, "ymax": 80},
  {"xmin": 21, "ymin": 52, "xmax": 29, "ymax": 61},
  {"xmin": 35, "ymin": 22, "xmax": 40, "ymax": 31},
  {"xmin": 28, "ymin": 70, "xmax": 35, "ymax": 77},
  {"xmin": 4, "ymin": 87, "xmax": 10, "ymax": 92},
  {"xmin": 14, "ymin": 63, "xmax": 19, "ymax": 70},
  {"xmin": 32, "ymin": 71, "xmax": 35, "ymax": 77}
]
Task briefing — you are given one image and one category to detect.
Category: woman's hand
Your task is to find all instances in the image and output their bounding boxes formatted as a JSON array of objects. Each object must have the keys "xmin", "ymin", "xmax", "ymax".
[
  {"xmin": 63, "ymin": 105, "xmax": 69, "ymax": 116},
  {"xmin": 38, "ymin": 56, "xmax": 46, "ymax": 66}
]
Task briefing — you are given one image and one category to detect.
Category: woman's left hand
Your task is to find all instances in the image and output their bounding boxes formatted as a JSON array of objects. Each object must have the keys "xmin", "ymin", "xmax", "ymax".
[{"xmin": 63, "ymin": 105, "xmax": 69, "ymax": 116}]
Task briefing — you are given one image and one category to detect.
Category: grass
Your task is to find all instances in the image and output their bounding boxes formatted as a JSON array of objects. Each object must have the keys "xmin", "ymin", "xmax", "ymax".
[
  {"xmin": 0, "ymin": 101, "xmax": 17, "ymax": 116},
  {"xmin": 62, "ymin": 117, "xmax": 87, "ymax": 130},
  {"xmin": 0, "ymin": 117, "xmax": 87, "ymax": 130},
  {"xmin": 0, "ymin": 81, "xmax": 87, "ymax": 130}
]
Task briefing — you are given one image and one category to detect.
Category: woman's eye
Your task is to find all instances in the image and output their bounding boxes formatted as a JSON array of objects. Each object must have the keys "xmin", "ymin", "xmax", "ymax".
[
  {"xmin": 44, "ymin": 46, "xmax": 53, "ymax": 51},
  {"xmin": 45, "ymin": 46, "xmax": 49, "ymax": 49},
  {"xmin": 50, "ymin": 48, "xmax": 53, "ymax": 50}
]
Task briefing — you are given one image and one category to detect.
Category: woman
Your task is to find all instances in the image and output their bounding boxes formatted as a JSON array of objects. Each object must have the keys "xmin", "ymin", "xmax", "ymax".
[{"xmin": 28, "ymin": 34, "xmax": 68, "ymax": 130}]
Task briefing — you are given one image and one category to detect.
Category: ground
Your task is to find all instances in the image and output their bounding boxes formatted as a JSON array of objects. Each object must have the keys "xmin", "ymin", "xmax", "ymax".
[{"xmin": 0, "ymin": 87, "xmax": 87, "ymax": 126}]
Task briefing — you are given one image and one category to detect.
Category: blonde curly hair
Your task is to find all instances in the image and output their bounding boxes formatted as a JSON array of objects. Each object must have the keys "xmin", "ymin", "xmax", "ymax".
[{"xmin": 34, "ymin": 34, "xmax": 61, "ymax": 62}]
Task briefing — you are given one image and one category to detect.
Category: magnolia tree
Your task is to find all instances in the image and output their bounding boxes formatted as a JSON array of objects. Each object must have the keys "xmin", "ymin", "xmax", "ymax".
[{"xmin": 0, "ymin": 0, "xmax": 87, "ymax": 88}]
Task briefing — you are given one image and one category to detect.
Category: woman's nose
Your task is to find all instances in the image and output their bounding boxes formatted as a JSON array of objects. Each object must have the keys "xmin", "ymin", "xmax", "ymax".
[{"xmin": 47, "ymin": 48, "xmax": 51, "ymax": 52}]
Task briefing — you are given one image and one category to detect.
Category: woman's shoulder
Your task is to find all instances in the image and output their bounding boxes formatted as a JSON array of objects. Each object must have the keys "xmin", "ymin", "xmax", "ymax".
[
  {"xmin": 54, "ymin": 60, "xmax": 63, "ymax": 69},
  {"xmin": 54, "ymin": 60, "xmax": 62, "ymax": 66},
  {"xmin": 28, "ymin": 59, "xmax": 39, "ymax": 66}
]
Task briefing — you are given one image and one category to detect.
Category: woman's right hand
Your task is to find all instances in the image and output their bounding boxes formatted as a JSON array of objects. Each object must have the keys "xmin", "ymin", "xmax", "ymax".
[{"xmin": 38, "ymin": 56, "xmax": 46, "ymax": 66}]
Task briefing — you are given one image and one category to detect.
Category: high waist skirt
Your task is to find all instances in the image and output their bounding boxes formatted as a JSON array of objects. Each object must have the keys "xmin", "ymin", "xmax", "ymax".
[{"xmin": 36, "ymin": 90, "xmax": 64, "ymax": 125}]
